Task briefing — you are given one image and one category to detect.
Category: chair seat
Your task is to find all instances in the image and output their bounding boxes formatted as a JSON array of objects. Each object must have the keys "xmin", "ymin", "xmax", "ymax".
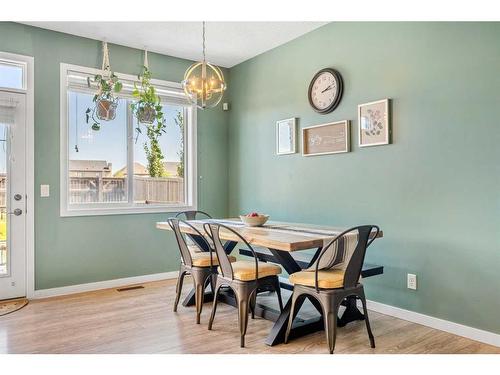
[
  {"xmin": 222, "ymin": 261, "xmax": 282, "ymax": 281},
  {"xmin": 191, "ymin": 252, "xmax": 236, "ymax": 267},
  {"xmin": 289, "ymin": 269, "xmax": 345, "ymax": 289}
]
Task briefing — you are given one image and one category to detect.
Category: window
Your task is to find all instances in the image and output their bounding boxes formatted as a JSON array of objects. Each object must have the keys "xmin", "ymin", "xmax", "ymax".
[
  {"xmin": 60, "ymin": 64, "xmax": 197, "ymax": 216},
  {"xmin": 68, "ymin": 91, "xmax": 129, "ymax": 205},
  {"xmin": 0, "ymin": 60, "xmax": 25, "ymax": 90}
]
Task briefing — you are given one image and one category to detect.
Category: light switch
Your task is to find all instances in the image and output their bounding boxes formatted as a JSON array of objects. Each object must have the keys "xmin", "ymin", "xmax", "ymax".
[{"xmin": 40, "ymin": 184, "xmax": 50, "ymax": 197}]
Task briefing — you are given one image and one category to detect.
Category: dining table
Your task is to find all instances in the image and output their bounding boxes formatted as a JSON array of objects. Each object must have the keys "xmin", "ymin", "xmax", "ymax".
[{"xmin": 156, "ymin": 218, "xmax": 383, "ymax": 346}]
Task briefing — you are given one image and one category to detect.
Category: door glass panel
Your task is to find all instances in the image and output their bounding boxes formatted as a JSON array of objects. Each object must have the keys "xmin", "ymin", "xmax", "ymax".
[
  {"xmin": 0, "ymin": 91, "xmax": 26, "ymax": 298},
  {"xmin": 0, "ymin": 63, "xmax": 24, "ymax": 90},
  {"xmin": 0, "ymin": 123, "xmax": 8, "ymax": 276}
]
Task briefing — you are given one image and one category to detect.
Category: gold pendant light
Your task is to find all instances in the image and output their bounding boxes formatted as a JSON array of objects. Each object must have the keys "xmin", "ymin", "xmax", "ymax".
[{"xmin": 182, "ymin": 22, "xmax": 226, "ymax": 109}]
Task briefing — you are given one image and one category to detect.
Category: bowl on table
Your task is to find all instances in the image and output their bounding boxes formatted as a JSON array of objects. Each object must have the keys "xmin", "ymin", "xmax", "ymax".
[{"xmin": 239, "ymin": 213, "xmax": 269, "ymax": 227}]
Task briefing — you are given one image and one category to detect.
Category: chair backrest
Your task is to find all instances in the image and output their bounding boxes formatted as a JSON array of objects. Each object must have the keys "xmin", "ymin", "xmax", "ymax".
[
  {"xmin": 204, "ymin": 223, "xmax": 259, "ymax": 280},
  {"xmin": 168, "ymin": 218, "xmax": 212, "ymax": 268},
  {"xmin": 315, "ymin": 225, "xmax": 380, "ymax": 291},
  {"xmin": 175, "ymin": 210, "xmax": 212, "ymax": 220}
]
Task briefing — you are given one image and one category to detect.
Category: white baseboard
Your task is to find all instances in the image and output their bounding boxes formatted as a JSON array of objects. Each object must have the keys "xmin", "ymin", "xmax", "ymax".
[
  {"xmin": 360, "ymin": 299, "xmax": 500, "ymax": 348},
  {"xmin": 32, "ymin": 271, "xmax": 179, "ymax": 299}
]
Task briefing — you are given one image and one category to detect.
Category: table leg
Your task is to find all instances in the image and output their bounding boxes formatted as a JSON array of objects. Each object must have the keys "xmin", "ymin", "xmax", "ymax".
[
  {"xmin": 337, "ymin": 296, "xmax": 365, "ymax": 327},
  {"xmin": 182, "ymin": 283, "xmax": 213, "ymax": 307},
  {"xmin": 265, "ymin": 248, "xmax": 326, "ymax": 345},
  {"xmin": 264, "ymin": 289, "xmax": 325, "ymax": 346},
  {"xmin": 268, "ymin": 248, "xmax": 302, "ymax": 274}
]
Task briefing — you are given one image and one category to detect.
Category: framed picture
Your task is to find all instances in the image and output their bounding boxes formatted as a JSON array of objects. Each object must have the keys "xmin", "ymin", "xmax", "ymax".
[
  {"xmin": 276, "ymin": 118, "xmax": 297, "ymax": 155},
  {"xmin": 358, "ymin": 98, "xmax": 391, "ymax": 147},
  {"xmin": 302, "ymin": 120, "xmax": 350, "ymax": 156}
]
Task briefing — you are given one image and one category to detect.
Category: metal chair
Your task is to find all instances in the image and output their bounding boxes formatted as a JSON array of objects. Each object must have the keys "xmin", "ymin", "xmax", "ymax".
[
  {"xmin": 284, "ymin": 225, "xmax": 380, "ymax": 354},
  {"xmin": 168, "ymin": 218, "xmax": 235, "ymax": 324},
  {"xmin": 175, "ymin": 210, "xmax": 213, "ymax": 251},
  {"xmin": 175, "ymin": 210, "xmax": 212, "ymax": 220},
  {"xmin": 204, "ymin": 223, "xmax": 284, "ymax": 348}
]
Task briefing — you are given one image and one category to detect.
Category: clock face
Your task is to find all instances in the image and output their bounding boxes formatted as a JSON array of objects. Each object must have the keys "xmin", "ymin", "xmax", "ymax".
[{"xmin": 308, "ymin": 68, "xmax": 343, "ymax": 114}]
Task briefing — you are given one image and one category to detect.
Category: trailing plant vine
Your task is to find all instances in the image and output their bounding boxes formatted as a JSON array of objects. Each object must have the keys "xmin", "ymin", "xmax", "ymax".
[
  {"xmin": 174, "ymin": 110, "xmax": 184, "ymax": 178},
  {"xmin": 143, "ymin": 121, "xmax": 167, "ymax": 178},
  {"xmin": 132, "ymin": 65, "xmax": 167, "ymax": 178}
]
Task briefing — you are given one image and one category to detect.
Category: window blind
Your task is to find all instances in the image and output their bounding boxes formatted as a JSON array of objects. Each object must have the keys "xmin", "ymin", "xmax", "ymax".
[
  {"xmin": 0, "ymin": 99, "xmax": 17, "ymax": 124},
  {"xmin": 66, "ymin": 69, "xmax": 190, "ymax": 106}
]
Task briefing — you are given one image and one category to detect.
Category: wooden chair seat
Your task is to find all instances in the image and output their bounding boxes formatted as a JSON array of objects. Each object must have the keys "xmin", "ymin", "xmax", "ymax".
[
  {"xmin": 222, "ymin": 261, "xmax": 282, "ymax": 281},
  {"xmin": 191, "ymin": 253, "xmax": 236, "ymax": 267},
  {"xmin": 289, "ymin": 269, "xmax": 344, "ymax": 289}
]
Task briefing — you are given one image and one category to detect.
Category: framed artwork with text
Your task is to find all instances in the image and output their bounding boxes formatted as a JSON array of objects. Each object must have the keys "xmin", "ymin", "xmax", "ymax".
[{"xmin": 302, "ymin": 120, "xmax": 350, "ymax": 156}]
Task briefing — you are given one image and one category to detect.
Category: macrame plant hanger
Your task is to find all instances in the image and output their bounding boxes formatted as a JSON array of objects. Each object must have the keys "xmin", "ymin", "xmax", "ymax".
[
  {"xmin": 144, "ymin": 48, "xmax": 149, "ymax": 70},
  {"xmin": 76, "ymin": 41, "xmax": 110, "ymax": 152},
  {"xmin": 101, "ymin": 41, "xmax": 111, "ymax": 76}
]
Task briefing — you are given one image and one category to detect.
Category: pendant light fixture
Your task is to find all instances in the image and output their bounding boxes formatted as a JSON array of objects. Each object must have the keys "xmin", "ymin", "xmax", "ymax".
[{"xmin": 182, "ymin": 22, "xmax": 226, "ymax": 109}]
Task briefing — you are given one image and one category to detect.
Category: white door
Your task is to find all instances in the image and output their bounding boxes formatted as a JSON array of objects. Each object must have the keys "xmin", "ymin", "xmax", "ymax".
[{"xmin": 0, "ymin": 91, "xmax": 26, "ymax": 300}]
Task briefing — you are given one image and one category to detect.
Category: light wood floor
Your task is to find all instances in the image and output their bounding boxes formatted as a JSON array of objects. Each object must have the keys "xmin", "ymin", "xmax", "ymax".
[{"xmin": 0, "ymin": 278, "xmax": 498, "ymax": 354}]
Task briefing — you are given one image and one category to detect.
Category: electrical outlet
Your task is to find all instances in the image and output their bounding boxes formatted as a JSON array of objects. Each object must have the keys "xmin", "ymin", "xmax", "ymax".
[{"xmin": 407, "ymin": 273, "xmax": 417, "ymax": 290}]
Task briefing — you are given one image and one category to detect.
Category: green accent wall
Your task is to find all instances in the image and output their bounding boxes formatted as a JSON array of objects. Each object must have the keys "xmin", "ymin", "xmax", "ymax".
[
  {"xmin": 0, "ymin": 22, "xmax": 229, "ymax": 289},
  {"xmin": 228, "ymin": 22, "xmax": 500, "ymax": 334}
]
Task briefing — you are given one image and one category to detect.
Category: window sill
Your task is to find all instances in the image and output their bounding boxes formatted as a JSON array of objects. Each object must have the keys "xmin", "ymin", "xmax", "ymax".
[{"xmin": 60, "ymin": 204, "xmax": 197, "ymax": 217}]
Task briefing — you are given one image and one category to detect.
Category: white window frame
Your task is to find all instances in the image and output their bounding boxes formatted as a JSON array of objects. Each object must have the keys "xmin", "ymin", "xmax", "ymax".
[
  {"xmin": 0, "ymin": 57, "xmax": 28, "ymax": 91},
  {"xmin": 60, "ymin": 63, "xmax": 197, "ymax": 217}
]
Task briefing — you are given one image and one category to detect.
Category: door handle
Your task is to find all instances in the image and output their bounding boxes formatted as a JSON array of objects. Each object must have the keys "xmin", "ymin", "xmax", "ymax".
[{"xmin": 8, "ymin": 208, "xmax": 22, "ymax": 216}]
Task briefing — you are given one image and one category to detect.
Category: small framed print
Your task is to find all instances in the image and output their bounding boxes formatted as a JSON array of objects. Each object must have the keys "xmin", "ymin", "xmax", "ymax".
[
  {"xmin": 302, "ymin": 120, "xmax": 350, "ymax": 156},
  {"xmin": 276, "ymin": 118, "xmax": 297, "ymax": 155},
  {"xmin": 358, "ymin": 98, "xmax": 391, "ymax": 147}
]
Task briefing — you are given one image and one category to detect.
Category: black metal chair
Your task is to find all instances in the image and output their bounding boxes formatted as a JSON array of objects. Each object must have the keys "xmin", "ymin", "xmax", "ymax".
[
  {"xmin": 284, "ymin": 225, "xmax": 380, "ymax": 354},
  {"xmin": 175, "ymin": 210, "xmax": 212, "ymax": 220},
  {"xmin": 168, "ymin": 218, "xmax": 236, "ymax": 324},
  {"xmin": 204, "ymin": 223, "xmax": 284, "ymax": 348}
]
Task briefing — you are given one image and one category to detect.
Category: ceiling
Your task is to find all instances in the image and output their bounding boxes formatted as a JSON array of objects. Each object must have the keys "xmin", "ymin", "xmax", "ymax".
[{"xmin": 22, "ymin": 22, "xmax": 328, "ymax": 68}]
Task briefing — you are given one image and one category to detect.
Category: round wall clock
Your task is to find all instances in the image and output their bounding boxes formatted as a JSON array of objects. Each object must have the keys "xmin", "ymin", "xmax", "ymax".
[{"xmin": 308, "ymin": 68, "xmax": 343, "ymax": 114}]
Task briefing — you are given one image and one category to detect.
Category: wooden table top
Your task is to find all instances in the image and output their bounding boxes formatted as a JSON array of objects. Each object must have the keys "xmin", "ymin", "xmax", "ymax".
[{"xmin": 156, "ymin": 218, "xmax": 383, "ymax": 252}]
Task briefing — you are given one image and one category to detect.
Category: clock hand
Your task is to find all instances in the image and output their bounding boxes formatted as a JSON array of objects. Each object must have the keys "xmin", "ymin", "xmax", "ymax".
[{"xmin": 321, "ymin": 85, "xmax": 333, "ymax": 93}]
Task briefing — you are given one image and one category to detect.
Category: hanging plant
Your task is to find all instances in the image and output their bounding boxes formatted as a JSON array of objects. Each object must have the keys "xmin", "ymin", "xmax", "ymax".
[
  {"xmin": 85, "ymin": 73, "xmax": 122, "ymax": 130},
  {"xmin": 132, "ymin": 51, "xmax": 168, "ymax": 178},
  {"xmin": 131, "ymin": 66, "xmax": 164, "ymax": 126},
  {"xmin": 85, "ymin": 42, "xmax": 123, "ymax": 131},
  {"xmin": 131, "ymin": 51, "xmax": 164, "ymax": 126}
]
